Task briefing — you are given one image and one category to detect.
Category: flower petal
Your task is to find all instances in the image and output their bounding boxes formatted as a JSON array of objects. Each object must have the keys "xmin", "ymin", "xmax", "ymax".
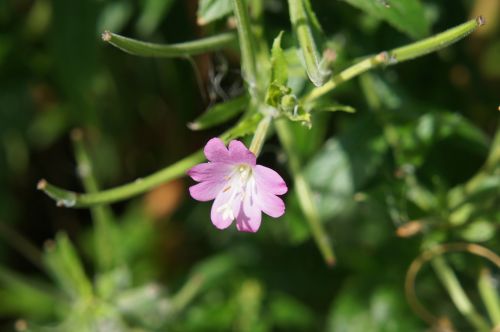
[
  {"xmin": 228, "ymin": 140, "xmax": 256, "ymax": 166},
  {"xmin": 189, "ymin": 181, "xmax": 223, "ymax": 202},
  {"xmin": 257, "ymin": 191, "xmax": 285, "ymax": 218},
  {"xmin": 210, "ymin": 189, "xmax": 238, "ymax": 230},
  {"xmin": 187, "ymin": 162, "xmax": 231, "ymax": 182},
  {"xmin": 254, "ymin": 165, "xmax": 287, "ymax": 195},
  {"xmin": 204, "ymin": 138, "xmax": 230, "ymax": 163},
  {"xmin": 236, "ymin": 181, "xmax": 262, "ymax": 232}
]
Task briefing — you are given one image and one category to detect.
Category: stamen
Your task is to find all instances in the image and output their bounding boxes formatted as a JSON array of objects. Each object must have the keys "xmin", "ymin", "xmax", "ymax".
[{"xmin": 223, "ymin": 186, "xmax": 231, "ymax": 192}]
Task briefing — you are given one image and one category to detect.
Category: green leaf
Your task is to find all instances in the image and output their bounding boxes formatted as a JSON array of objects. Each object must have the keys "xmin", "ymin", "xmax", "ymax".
[
  {"xmin": 289, "ymin": 0, "xmax": 332, "ymax": 86},
  {"xmin": 188, "ymin": 95, "xmax": 249, "ymax": 130},
  {"xmin": 270, "ymin": 31, "xmax": 288, "ymax": 86},
  {"xmin": 0, "ymin": 266, "xmax": 61, "ymax": 319},
  {"xmin": 103, "ymin": 31, "xmax": 236, "ymax": 57},
  {"xmin": 43, "ymin": 233, "xmax": 93, "ymax": 301},
  {"xmin": 136, "ymin": 0, "xmax": 176, "ymax": 36},
  {"xmin": 98, "ymin": 1, "xmax": 133, "ymax": 33},
  {"xmin": 460, "ymin": 219, "xmax": 496, "ymax": 243},
  {"xmin": 197, "ymin": 0, "xmax": 233, "ymax": 25},
  {"xmin": 342, "ymin": 0, "xmax": 430, "ymax": 39},
  {"xmin": 116, "ymin": 283, "xmax": 170, "ymax": 328},
  {"xmin": 308, "ymin": 101, "xmax": 356, "ymax": 114},
  {"xmin": 304, "ymin": 115, "xmax": 387, "ymax": 219},
  {"xmin": 269, "ymin": 293, "xmax": 316, "ymax": 330},
  {"xmin": 223, "ymin": 113, "xmax": 262, "ymax": 140},
  {"xmin": 327, "ymin": 284, "xmax": 422, "ymax": 332}
]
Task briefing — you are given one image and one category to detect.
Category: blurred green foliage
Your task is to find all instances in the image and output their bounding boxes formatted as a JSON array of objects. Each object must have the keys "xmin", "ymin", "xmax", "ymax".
[{"xmin": 0, "ymin": 0, "xmax": 499, "ymax": 331}]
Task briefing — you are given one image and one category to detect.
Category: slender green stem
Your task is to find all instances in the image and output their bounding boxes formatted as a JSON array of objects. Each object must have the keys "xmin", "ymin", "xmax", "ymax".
[
  {"xmin": 170, "ymin": 274, "xmax": 204, "ymax": 313},
  {"xmin": 275, "ymin": 119, "xmax": 336, "ymax": 266},
  {"xmin": 232, "ymin": 0, "xmax": 259, "ymax": 95},
  {"xmin": 303, "ymin": 53, "xmax": 387, "ymax": 102},
  {"xmin": 71, "ymin": 129, "xmax": 118, "ymax": 271},
  {"xmin": 431, "ymin": 255, "xmax": 490, "ymax": 332},
  {"xmin": 478, "ymin": 268, "xmax": 500, "ymax": 327},
  {"xmin": 249, "ymin": 115, "xmax": 271, "ymax": 156},
  {"xmin": 38, "ymin": 150, "xmax": 204, "ymax": 208},
  {"xmin": 288, "ymin": 0, "xmax": 330, "ymax": 87},
  {"xmin": 38, "ymin": 114, "xmax": 260, "ymax": 208},
  {"xmin": 303, "ymin": 17, "xmax": 484, "ymax": 102},
  {"xmin": 102, "ymin": 31, "xmax": 236, "ymax": 57}
]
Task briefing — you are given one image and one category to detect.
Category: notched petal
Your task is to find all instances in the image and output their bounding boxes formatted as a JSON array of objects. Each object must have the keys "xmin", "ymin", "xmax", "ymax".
[
  {"xmin": 204, "ymin": 137, "xmax": 230, "ymax": 162},
  {"xmin": 228, "ymin": 140, "xmax": 256, "ymax": 165}
]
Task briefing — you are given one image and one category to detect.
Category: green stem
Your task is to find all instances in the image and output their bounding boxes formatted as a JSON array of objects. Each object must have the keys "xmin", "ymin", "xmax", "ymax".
[
  {"xmin": 303, "ymin": 53, "xmax": 387, "ymax": 102},
  {"xmin": 303, "ymin": 17, "xmax": 484, "ymax": 102},
  {"xmin": 170, "ymin": 274, "xmax": 204, "ymax": 313},
  {"xmin": 38, "ymin": 114, "xmax": 260, "ymax": 208},
  {"xmin": 275, "ymin": 119, "xmax": 336, "ymax": 266},
  {"xmin": 431, "ymin": 256, "xmax": 490, "ymax": 332},
  {"xmin": 38, "ymin": 150, "xmax": 204, "ymax": 208},
  {"xmin": 232, "ymin": 0, "xmax": 259, "ymax": 95},
  {"xmin": 102, "ymin": 31, "xmax": 236, "ymax": 57},
  {"xmin": 288, "ymin": 0, "xmax": 330, "ymax": 87},
  {"xmin": 71, "ymin": 129, "xmax": 118, "ymax": 271},
  {"xmin": 249, "ymin": 115, "xmax": 271, "ymax": 156},
  {"xmin": 478, "ymin": 268, "xmax": 500, "ymax": 327}
]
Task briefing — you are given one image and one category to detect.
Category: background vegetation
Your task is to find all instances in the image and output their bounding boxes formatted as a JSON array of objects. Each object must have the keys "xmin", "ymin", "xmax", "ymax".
[{"xmin": 0, "ymin": 0, "xmax": 499, "ymax": 331}]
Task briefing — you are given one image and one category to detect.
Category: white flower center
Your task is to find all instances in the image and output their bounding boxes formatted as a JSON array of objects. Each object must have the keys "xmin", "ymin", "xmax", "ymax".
[{"xmin": 216, "ymin": 164, "xmax": 254, "ymax": 221}]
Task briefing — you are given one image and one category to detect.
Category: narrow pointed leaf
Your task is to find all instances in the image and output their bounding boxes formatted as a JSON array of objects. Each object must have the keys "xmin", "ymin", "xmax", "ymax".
[
  {"xmin": 43, "ymin": 233, "xmax": 93, "ymax": 300},
  {"xmin": 136, "ymin": 0, "xmax": 176, "ymax": 36},
  {"xmin": 188, "ymin": 95, "xmax": 249, "ymax": 130},
  {"xmin": 270, "ymin": 31, "xmax": 288, "ymax": 85},
  {"xmin": 197, "ymin": 0, "xmax": 233, "ymax": 25},
  {"xmin": 102, "ymin": 31, "xmax": 236, "ymax": 57},
  {"xmin": 343, "ymin": 0, "xmax": 430, "ymax": 39},
  {"xmin": 288, "ymin": 0, "xmax": 331, "ymax": 86}
]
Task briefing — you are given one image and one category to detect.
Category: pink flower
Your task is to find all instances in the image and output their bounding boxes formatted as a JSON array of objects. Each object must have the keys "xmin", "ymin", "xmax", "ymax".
[{"xmin": 188, "ymin": 138, "xmax": 287, "ymax": 232}]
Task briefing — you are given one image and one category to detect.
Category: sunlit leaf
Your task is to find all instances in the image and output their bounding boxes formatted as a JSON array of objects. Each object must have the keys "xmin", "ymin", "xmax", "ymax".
[
  {"xmin": 43, "ymin": 233, "xmax": 93, "ymax": 301},
  {"xmin": 342, "ymin": 0, "xmax": 430, "ymax": 39},
  {"xmin": 304, "ymin": 115, "xmax": 387, "ymax": 219},
  {"xmin": 270, "ymin": 31, "xmax": 288, "ymax": 86},
  {"xmin": 188, "ymin": 95, "xmax": 249, "ymax": 130},
  {"xmin": 197, "ymin": 0, "xmax": 233, "ymax": 25},
  {"xmin": 136, "ymin": 0, "xmax": 176, "ymax": 36}
]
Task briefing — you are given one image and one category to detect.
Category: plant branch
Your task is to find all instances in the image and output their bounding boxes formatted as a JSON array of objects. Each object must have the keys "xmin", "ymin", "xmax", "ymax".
[
  {"xmin": 102, "ymin": 31, "xmax": 236, "ymax": 57},
  {"xmin": 303, "ymin": 17, "xmax": 484, "ymax": 103},
  {"xmin": 38, "ymin": 150, "xmax": 204, "ymax": 208}
]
